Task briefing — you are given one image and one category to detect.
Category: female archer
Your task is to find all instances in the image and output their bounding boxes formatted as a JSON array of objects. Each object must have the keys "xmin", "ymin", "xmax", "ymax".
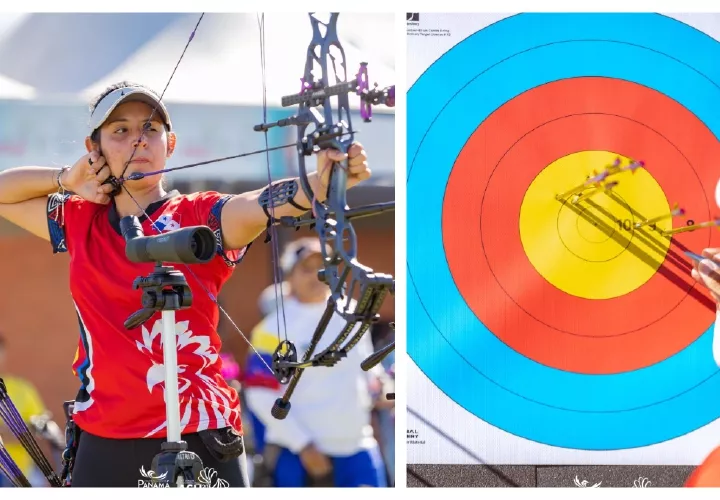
[{"xmin": 0, "ymin": 81, "xmax": 371, "ymax": 487}]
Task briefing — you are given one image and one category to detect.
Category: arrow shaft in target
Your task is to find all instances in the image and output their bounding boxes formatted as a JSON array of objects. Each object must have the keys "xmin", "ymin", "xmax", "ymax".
[
  {"xmin": 635, "ymin": 206, "xmax": 684, "ymax": 228},
  {"xmin": 556, "ymin": 182, "xmax": 592, "ymax": 201},
  {"xmin": 572, "ymin": 181, "xmax": 618, "ymax": 204},
  {"xmin": 662, "ymin": 219, "xmax": 720, "ymax": 235}
]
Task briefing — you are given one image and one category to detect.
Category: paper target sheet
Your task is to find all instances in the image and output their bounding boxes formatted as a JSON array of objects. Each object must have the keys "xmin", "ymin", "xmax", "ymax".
[{"xmin": 407, "ymin": 12, "xmax": 720, "ymax": 466}]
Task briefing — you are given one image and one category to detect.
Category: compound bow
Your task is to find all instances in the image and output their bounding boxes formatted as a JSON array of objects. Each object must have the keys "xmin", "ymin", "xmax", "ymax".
[
  {"xmin": 253, "ymin": 13, "xmax": 396, "ymax": 417},
  {"xmin": 115, "ymin": 12, "xmax": 396, "ymax": 417}
]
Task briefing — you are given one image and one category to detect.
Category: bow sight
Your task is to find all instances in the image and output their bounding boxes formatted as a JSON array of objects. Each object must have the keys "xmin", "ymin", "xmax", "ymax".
[{"xmin": 253, "ymin": 13, "xmax": 396, "ymax": 420}]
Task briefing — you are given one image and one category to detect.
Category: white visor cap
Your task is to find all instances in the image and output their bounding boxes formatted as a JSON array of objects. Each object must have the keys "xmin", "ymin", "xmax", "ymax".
[
  {"xmin": 280, "ymin": 238, "xmax": 329, "ymax": 274},
  {"xmin": 88, "ymin": 86, "xmax": 172, "ymax": 134}
]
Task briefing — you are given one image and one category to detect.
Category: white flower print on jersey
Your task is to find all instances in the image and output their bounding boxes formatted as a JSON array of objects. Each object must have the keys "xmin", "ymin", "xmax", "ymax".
[{"xmin": 135, "ymin": 319, "xmax": 235, "ymax": 437}]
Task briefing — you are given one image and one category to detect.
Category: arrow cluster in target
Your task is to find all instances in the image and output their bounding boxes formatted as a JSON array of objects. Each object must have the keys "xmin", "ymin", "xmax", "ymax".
[
  {"xmin": 555, "ymin": 158, "xmax": 720, "ymax": 236},
  {"xmin": 555, "ymin": 156, "xmax": 644, "ymax": 204}
]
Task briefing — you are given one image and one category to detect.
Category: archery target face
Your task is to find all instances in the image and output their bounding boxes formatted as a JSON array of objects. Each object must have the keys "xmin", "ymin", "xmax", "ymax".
[{"xmin": 408, "ymin": 13, "xmax": 720, "ymax": 453}]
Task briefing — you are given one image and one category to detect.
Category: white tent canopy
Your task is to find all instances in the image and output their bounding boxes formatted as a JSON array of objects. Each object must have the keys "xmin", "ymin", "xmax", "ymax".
[
  {"xmin": 0, "ymin": 13, "xmax": 395, "ymax": 109},
  {"xmin": 82, "ymin": 13, "xmax": 395, "ymax": 109},
  {"xmin": 0, "ymin": 74, "xmax": 35, "ymax": 100},
  {"xmin": 0, "ymin": 14, "xmax": 34, "ymax": 99}
]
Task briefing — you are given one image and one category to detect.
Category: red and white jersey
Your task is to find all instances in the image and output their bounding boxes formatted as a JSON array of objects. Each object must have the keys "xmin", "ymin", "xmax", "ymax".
[{"xmin": 47, "ymin": 190, "xmax": 248, "ymax": 439}]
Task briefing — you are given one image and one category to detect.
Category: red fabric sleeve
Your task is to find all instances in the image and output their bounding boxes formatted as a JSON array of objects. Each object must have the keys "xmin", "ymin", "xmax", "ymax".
[{"xmin": 190, "ymin": 191, "xmax": 252, "ymax": 267}]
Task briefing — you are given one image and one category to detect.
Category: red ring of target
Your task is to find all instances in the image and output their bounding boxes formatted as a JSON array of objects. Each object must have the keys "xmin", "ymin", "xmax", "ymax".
[{"xmin": 443, "ymin": 77, "xmax": 720, "ymax": 374}]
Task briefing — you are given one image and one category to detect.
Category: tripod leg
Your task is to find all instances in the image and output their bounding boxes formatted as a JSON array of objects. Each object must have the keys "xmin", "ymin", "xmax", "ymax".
[
  {"xmin": 161, "ymin": 310, "xmax": 182, "ymax": 443},
  {"xmin": 150, "ymin": 310, "xmax": 204, "ymax": 487}
]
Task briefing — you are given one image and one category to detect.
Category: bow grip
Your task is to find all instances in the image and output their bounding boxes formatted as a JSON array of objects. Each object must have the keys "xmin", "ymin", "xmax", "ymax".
[{"xmin": 323, "ymin": 140, "xmax": 350, "ymax": 209}]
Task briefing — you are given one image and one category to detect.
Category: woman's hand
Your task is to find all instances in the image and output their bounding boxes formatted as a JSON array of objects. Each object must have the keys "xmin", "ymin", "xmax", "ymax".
[
  {"xmin": 691, "ymin": 248, "xmax": 720, "ymax": 304},
  {"xmin": 62, "ymin": 151, "xmax": 117, "ymax": 204},
  {"xmin": 315, "ymin": 142, "xmax": 371, "ymax": 194}
]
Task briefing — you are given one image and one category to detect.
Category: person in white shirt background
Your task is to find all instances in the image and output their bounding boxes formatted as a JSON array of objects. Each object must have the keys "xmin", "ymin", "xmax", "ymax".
[{"xmin": 242, "ymin": 237, "xmax": 392, "ymax": 487}]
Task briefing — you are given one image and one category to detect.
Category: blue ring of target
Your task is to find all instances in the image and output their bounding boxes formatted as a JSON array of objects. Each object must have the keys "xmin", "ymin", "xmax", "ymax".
[{"xmin": 407, "ymin": 13, "xmax": 720, "ymax": 449}]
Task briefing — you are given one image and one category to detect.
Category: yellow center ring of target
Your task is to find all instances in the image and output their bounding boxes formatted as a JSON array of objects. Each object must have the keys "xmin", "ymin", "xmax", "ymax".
[{"xmin": 519, "ymin": 151, "xmax": 671, "ymax": 300}]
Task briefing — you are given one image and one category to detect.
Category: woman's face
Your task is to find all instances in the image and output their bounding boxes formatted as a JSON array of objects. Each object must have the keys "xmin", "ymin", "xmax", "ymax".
[{"xmin": 94, "ymin": 100, "xmax": 174, "ymax": 187}]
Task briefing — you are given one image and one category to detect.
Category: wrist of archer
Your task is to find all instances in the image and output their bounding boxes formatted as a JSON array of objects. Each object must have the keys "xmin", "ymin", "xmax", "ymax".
[{"xmin": 57, "ymin": 166, "xmax": 71, "ymax": 192}]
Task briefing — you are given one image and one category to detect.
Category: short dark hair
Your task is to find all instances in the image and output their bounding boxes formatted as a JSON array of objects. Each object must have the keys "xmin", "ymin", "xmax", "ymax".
[{"xmin": 89, "ymin": 81, "xmax": 169, "ymax": 142}]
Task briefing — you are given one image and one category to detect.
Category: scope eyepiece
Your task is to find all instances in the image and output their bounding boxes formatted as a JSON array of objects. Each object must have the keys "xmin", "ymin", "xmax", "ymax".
[{"xmin": 120, "ymin": 215, "xmax": 216, "ymax": 265}]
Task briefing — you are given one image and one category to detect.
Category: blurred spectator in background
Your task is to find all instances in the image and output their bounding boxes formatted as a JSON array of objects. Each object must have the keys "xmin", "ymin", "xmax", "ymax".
[
  {"xmin": 242, "ymin": 238, "xmax": 392, "ymax": 487},
  {"xmin": 242, "ymin": 282, "xmax": 289, "ymax": 487},
  {"xmin": 257, "ymin": 280, "xmax": 289, "ymax": 320},
  {"xmin": 217, "ymin": 352, "xmax": 257, "ymax": 485},
  {"xmin": 0, "ymin": 334, "xmax": 47, "ymax": 487}
]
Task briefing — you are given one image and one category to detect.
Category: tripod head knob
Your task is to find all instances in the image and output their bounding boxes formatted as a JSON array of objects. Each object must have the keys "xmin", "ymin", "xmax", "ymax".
[{"xmin": 124, "ymin": 265, "xmax": 194, "ymax": 329}]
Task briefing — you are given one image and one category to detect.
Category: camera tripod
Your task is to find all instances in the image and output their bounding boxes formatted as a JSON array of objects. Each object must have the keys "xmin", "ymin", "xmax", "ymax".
[
  {"xmin": 124, "ymin": 263, "xmax": 203, "ymax": 487},
  {"xmin": 119, "ymin": 215, "xmax": 218, "ymax": 487}
]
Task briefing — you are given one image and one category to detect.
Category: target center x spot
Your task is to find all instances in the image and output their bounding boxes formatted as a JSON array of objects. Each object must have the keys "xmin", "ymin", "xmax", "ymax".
[{"xmin": 575, "ymin": 204, "xmax": 616, "ymax": 244}]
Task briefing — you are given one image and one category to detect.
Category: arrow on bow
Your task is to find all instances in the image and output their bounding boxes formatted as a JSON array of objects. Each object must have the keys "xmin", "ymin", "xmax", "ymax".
[{"xmin": 111, "ymin": 13, "xmax": 396, "ymax": 419}]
